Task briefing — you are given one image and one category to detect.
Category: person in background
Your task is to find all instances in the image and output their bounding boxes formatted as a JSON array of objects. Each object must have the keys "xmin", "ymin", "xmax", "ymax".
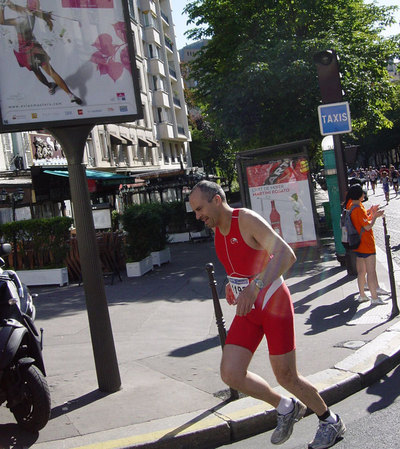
[
  {"xmin": 365, "ymin": 167, "xmax": 371, "ymax": 190},
  {"xmin": 189, "ymin": 180, "xmax": 346, "ymax": 449},
  {"xmin": 381, "ymin": 171, "xmax": 390, "ymax": 204},
  {"xmin": 389, "ymin": 165, "xmax": 398, "ymax": 196},
  {"xmin": 369, "ymin": 167, "xmax": 378, "ymax": 194},
  {"xmin": 344, "ymin": 184, "xmax": 389, "ymax": 305}
]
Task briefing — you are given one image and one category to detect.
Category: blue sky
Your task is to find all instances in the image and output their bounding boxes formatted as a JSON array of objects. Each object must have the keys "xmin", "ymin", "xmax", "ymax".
[{"xmin": 170, "ymin": 0, "xmax": 400, "ymax": 50}]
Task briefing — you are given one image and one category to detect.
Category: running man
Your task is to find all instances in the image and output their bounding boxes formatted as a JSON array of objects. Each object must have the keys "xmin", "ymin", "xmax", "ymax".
[
  {"xmin": 189, "ymin": 180, "xmax": 346, "ymax": 449},
  {"xmin": 0, "ymin": 0, "xmax": 82, "ymax": 104}
]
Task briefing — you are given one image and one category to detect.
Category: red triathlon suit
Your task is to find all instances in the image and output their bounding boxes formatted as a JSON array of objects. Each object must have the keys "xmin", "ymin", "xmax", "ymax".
[{"xmin": 214, "ymin": 208, "xmax": 295, "ymax": 356}]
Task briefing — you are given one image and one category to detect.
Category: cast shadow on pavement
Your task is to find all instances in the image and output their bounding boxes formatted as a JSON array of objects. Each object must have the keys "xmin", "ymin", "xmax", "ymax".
[
  {"xmin": 0, "ymin": 423, "xmax": 38, "ymax": 449},
  {"xmin": 49, "ymin": 389, "xmax": 111, "ymax": 420},
  {"xmin": 366, "ymin": 358, "xmax": 400, "ymax": 412},
  {"xmin": 287, "ymin": 265, "xmax": 345, "ymax": 295},
  {"xmin": 304, "ymin": 294, "xmax": 359, "ymax": 335},
  {"xmin": 156, "ymin": 399, "xmax": 232, "ymax": 444},
  {"xmin": 293, "ymin": 271, "xmax": 353, "ymax": 317},
  {"xmin": 168, "ymin": 335, "xmax": 220, "ymax": 357}
]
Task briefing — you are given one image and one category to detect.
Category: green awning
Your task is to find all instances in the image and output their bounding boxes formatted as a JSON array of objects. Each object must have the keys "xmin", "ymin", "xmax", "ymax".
[{"xmin": 43, "ymin": 169, "xmax": 135, "ymax": 185}]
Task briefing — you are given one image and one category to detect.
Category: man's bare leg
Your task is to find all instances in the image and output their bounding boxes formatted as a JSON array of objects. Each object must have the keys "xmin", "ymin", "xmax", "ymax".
[
  {"xmin": 220, "ymin": 344, "xmax": 282, "ymax": 407},
  {"xmin": 270, "ymin": 350, "xmax": 327, "ymax": 415}
]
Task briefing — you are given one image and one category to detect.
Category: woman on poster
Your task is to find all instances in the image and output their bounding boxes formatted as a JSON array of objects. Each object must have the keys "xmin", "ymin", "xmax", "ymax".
[{"xmin": 0, "ymin": 0, "xmax": 82, "ymax": 104}]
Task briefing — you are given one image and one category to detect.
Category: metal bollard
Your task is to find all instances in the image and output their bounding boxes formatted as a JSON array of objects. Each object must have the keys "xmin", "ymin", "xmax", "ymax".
[
  {"xmin": 205, "ymin": 263, "xmax": 239, "ymax": 400},
  {"xmin": 382, "ymin": 217, "xmax": 399, "ymax": 318}
]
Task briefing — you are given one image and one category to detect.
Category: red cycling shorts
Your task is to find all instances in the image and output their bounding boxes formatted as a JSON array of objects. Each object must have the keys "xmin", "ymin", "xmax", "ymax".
[{"xmin": 225, "ymin": 282, "xmax": 295, "ymax": 356}]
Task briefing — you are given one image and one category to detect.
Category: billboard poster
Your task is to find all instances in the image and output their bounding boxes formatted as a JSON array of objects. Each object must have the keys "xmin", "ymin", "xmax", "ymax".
[
  {"xmin": 0, "ymin": 0, "xmax": 142, "ymax": 131},
  {"xmin": 246, "ymin": 156, "xmax": 317, "ymax": 248}
]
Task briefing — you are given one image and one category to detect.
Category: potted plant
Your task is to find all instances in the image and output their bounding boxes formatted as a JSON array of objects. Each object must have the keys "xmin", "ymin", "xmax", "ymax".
[
  {"xmin": 163, "ymin": 201, "xmax": 190, "ymax": 243},
  {"xmin": 122, "ymin": 204, "xmax": 162, "ymax": 276},
  {"xmin": 146, "ymin": 203, "xmax": 171, "ymax": 266},
  {"xmin": 0, "ymin": 216, "xmax": 73, "ymax": 286}
]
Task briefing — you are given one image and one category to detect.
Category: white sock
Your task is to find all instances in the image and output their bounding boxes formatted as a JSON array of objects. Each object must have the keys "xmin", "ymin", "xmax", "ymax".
[
  {"xmin": 323, "ymin": 411, "xmax": 338, "ymax": 424},
  {"xmin": 276, "ymin": 396, "xmax": 294, "ymax": 415}
]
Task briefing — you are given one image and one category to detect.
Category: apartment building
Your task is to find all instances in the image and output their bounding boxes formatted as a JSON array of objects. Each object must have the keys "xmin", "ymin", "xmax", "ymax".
[
  {"xmin": 179, "ymin": 39, "xmax": 209, "ymax": 89},
  {"xmin": 0, "ymin": 0, "xmax": 192, "ymax": 220}
]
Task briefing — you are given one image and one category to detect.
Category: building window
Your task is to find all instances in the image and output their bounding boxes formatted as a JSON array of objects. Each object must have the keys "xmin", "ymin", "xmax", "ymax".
[
  {"xmin": 98, "ymin": 131, "xmax": 109, "ymax": 160},
  {"xmin": 85, "ymin": 139, "xmax": 95, "ymax": 167}
]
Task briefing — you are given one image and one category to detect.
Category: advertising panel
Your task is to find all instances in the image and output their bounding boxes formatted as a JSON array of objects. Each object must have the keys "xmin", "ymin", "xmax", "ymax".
[
  {"xmin": 245, "ymin": 156, "xmax": 317, "ymax": 248},
  {"xmin": 0, "ymin": 0, "xmax": 142, "ymax": 131}
]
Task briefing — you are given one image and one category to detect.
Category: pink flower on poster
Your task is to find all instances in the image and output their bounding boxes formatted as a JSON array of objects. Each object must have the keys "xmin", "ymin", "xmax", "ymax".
[
  {"xmin": 120, "ymin": 46, "xmax": 131, "ymax": 73},
  {"xmin": 90, "ymin": 23, "xmax": 130, "ymax": 82},
  {"xmin": 113, "ymin": 22, "xmax": 127, "ymax": 43}
]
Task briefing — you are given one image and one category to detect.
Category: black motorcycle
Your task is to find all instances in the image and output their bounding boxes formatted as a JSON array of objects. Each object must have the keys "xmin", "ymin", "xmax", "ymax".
[{"xmin": 0, "ymin": 243, "xmax": 51, "ymax": 431}]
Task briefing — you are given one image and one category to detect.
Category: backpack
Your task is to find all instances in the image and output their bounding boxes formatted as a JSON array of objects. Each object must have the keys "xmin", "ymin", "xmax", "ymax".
[{"xmin": 340, "ymin": 205, "xmax": 365, "ymax": 250}]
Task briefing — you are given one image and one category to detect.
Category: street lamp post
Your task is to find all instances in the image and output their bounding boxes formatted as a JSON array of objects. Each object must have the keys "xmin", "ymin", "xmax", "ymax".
[{"xmin": 0, "ymin": 188, "xmax": 25, "ymax": 268}]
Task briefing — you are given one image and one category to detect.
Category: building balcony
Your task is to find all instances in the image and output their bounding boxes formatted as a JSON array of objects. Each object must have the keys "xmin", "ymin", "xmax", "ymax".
[
  {"xmin": 173, "ymin": 97, "xmax": 181, "ymax": 108},
  {"xmin": 149, "ymin": 58, "xmax": 166, "ymax": 77},
  {"xmin": 156, "ymin": 122, "xmax": 174, "ymax": 140},
  {"xmin": 153, "ymin": 90, "xmax": 170, "ymax": 108},
  {"xmin": 144, "ymin": 26, "xmax": 161, "ymax": 46},
  {"xmin": 140, "ymin": 0, "xmax": 156, "ymax": 15},
  {"xmin": 164, "ymin": 36, "xmax": 173, "ymax": 53},
  {"xmin": 168, "ymin": 65, "xmax": 177, "ymax": 79},
  {"xmin": 161, "ymin": 10, "xmax": 169, "ymax": 25},
  {"xmin": 177, "ymin": 124, "xmax": 186, "ymax": 136}
]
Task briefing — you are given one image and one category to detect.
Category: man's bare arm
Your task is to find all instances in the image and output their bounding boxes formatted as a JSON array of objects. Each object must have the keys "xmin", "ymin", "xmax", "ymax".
[
  {"xmin": 241, "ymin": 210, "xmax": 296, "ymax": 284},
  {"xmin": 234, "ymin": 210, "xmax": 296, "ymax": 316}
]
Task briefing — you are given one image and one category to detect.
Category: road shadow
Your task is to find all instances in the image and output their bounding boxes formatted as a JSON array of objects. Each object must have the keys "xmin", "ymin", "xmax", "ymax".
[
  {"xmin": 304, "ymin": 293, "xmax": 359, "ymax": 335},
  {"xmin": 366, "ymin": 358, "xmax": 400, "ymax": 412},
  {"xmin": 0, "ymin": 423, "xmax": 38, "ymax": 449},
  {"xmin": 288, "ymin": 265, "xmax": 345, "ymax": 296},
  {"xmin": 168, "ymin": 335, "xmax": 221, "ymax": 357},
  {"xmin": 50, "ymin": 389, "xmax": 112, "ymax": 420},
  {"xmin": 33, "ymin": 242, "xmax": 226, "ymax": 321}
]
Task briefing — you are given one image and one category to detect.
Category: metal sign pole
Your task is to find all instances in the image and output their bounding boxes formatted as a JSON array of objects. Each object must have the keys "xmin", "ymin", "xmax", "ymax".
[
  {"xmin": 48, "ymin": 125, "xmax": 121, "ymax": 393},
  {"xmin": 382, "ymin": 216, "xmax": 399, "ymax": 318},
  {"xmin": 205, "ymin": 263, "xmax": 239, "ymax": 400}
]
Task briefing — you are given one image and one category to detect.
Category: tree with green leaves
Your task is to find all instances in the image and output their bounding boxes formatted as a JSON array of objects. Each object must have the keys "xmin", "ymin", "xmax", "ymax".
[{"xmin": 184, "ymin": 0, "xmax": 399, "ymax": 162}]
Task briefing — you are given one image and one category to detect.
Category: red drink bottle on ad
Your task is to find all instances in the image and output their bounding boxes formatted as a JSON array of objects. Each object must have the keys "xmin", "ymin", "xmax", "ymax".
[{"xmin": 270, "ymin": 200, "xmax": 283, "ymax": 237}]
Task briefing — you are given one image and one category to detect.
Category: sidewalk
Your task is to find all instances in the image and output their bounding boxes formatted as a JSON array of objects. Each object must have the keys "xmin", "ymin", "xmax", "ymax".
[{"xmin": 1, "ymin": 191, "xmax": 400, "ymax": 449}]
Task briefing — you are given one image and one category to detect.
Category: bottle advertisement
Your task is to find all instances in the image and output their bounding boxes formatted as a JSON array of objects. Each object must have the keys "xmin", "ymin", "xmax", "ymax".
[
  {"xmin": 246, "ymin": 156, "xmax": 317, "ymax": 248},
  {"xmin": 0, "ymin": 0, "xmax": 142, "ymax": 131}
]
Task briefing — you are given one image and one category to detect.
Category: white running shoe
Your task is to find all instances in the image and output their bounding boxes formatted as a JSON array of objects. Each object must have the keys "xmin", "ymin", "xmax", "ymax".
[
  {"xmin": 309, "ymin": 415, "xmax": 346, "ymax": 449},
  {"xmin": 271, "ymin": 398, "xmax": 307, "ymax": 445},
  {"xmin": 356, "ymin": 295, "xmax": 369, "ymax": 303},
  {"xmin": 376, "ymin": 287, "xmax": 390, "ymax": 296},
  {"xmin": 370, "ymin": 297, "xmax": 385, "ymax": 306}
]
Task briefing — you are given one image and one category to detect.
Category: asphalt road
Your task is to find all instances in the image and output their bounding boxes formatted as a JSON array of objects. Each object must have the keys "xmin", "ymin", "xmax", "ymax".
[{"xmin": 218, "ymin": 363, "xmax": 400, "ymax": 449}]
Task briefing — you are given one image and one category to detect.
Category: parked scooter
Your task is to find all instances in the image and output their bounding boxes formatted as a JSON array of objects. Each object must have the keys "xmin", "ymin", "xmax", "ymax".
[{"xmin": 0, "ymin": 243, "xmax": 51, "ymax": 431}]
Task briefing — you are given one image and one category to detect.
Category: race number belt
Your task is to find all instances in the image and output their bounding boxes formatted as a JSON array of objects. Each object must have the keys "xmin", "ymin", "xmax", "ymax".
[{"xmin": 227, "ymin": 276, "xmax": 250, "ymax": 299}]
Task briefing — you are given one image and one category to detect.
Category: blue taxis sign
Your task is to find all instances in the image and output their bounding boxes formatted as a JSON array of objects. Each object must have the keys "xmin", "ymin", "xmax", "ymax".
[{"xmin": 318, "ymin": 102, "xmax": 351, "ymax": 136}]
